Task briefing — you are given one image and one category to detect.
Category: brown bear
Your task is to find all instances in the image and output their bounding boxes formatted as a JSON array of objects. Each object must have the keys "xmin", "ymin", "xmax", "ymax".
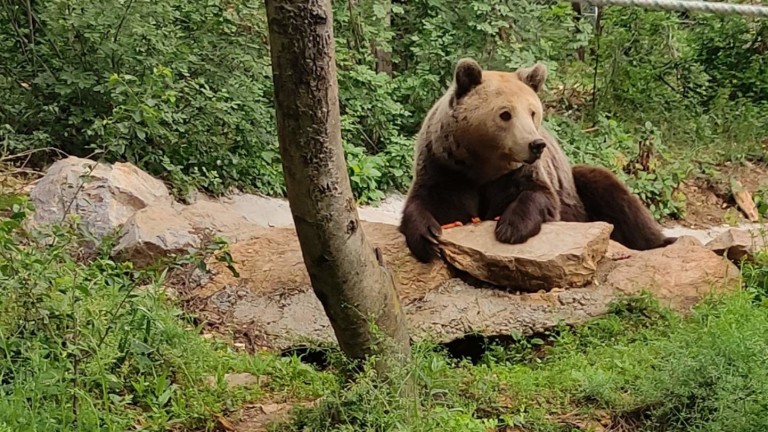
[{"xmin": 399, "ymin": 58, "xmax": 676, "ymax": 263}]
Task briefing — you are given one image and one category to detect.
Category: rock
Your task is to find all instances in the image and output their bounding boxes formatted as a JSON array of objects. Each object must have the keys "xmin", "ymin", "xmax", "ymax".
[
  {"xmin": 231, "ymin": 401, "xmax": 318, "ymax": 432},
  {"xmin": 672, "ymin": 235, "xmax": 705, "ymax": 247},
  {"xmin": 115, "ymin": 198, "xmax": 280, "ymax": 267},
  {"xmin": 26, "ymin": 157, "xmax": 744, "ymax": 349},
  {"xmin": 25, "ymin": 156, "xmax": 405, "ymax": 265},
  {"xmin": 216, "ymin": 193, "xmax": 295, "ymax": 228},
  {"xmin": 204, "ymin": 372, "xmax": 267, "ymax": 389},
  {"xmin": 189, "ymin": 221, "xmax": 740, "ymax": 351},
  {"xmin": 438, "ymin": 221, "xmax": 613, "ymax": 292},
  {"xmin": 113, "ymin": 206, "xmax": 201, "ymax": 267},
  {"xmin": 731, "ymin": 179, "xmax": 760, "ymax": 222},
  {"xmin": 224, "ymin": 373, "xmax": 269, "ymax": 388},
  {"xmin": 199, "ymin": 221, "xmax": 453, "ymax": 300},
  {"xmin": 606, "ymin": 240, "xmax": 634, "ymax": 260},
  {"xmin": 410, "ymin": 241, "xmax": 739, "ymax": 342},
  {"xmin": 178, "ymin": 199, "xmax": 265, "ymax": 243},
  {"xmin": 29, "ymin": 157, "xmax": 171, "ymax": 238},
  {"xmin": 706, "ymin": 228, "xmax": 768, "ymax": 263},
  {"xmin": 601, "ymin": 239, "xmax": 741, "ymax": 311}
]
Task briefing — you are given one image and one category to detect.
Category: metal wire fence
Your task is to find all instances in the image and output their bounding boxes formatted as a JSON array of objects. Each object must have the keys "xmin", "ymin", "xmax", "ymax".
[{"xmin": 571, "ymin": 0, "xmax": 768, "ymax": 17}]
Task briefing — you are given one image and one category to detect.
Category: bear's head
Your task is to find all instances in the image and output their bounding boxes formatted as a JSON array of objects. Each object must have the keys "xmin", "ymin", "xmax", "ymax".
[{"xmin": 447, "ymin": 58, "xmax": 549, "ymax": 179}]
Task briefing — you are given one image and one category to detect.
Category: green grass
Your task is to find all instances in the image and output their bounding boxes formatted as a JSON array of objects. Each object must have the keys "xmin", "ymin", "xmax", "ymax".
[
  {"xmin": 0, "ymin": 196, "xmax": 336, "ymax": 431},
  {"xmin": 4, "ymin": 192, "xmax": 768, "ymax": 432},
  {"xmin": 279, "ymin": 287, "xmax": 768, "ymax": 432},
  {"xmin": 269, "ymin": 290, "xmax": 760, "ymax": 431}
]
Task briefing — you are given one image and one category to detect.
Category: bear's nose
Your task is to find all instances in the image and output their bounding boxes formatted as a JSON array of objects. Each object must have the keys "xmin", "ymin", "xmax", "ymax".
[{"xmin": 529, "ymin": 139, "xmax": 546, "ymax": 156}]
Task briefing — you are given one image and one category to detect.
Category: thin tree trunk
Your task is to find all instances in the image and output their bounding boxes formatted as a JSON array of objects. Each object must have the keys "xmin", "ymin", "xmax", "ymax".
[
  {"xmin": 573, "ymin": 2, "xmax": 586, "ymax": 62},
  {"xmin": 265, "ymin": 0, "xmax": 411, "ymax": 372},
  {"xmin": 373, "ymin": 0, "xmax": 392, "ymax": 76}
]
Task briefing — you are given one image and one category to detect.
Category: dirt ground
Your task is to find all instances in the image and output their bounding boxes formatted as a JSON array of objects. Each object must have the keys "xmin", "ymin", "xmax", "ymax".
[{"xmin": 661, "ymin": 161, "xmax": 768, "ymax": 229}]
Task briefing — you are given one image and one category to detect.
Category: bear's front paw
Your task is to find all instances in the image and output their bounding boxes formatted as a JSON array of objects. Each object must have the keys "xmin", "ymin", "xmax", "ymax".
[
  {"xmin": 494, "ymin": 214, "xmax": 542, "ymax": 245},
  {"xmin": 403, "ymin": 218, "xmax": 443, "ymax": 263}
]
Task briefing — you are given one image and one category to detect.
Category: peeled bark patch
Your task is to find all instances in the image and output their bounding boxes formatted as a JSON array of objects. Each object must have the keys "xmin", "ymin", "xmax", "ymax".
[{"xmin": 439, "ymin": 221, "xmax": 613, "ymax": 292}]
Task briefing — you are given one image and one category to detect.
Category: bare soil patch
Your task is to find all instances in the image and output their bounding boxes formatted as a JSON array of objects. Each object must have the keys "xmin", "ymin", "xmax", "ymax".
[{"xmin": 663, "ymin": 161, "xmax": 768, "ymax": 229}]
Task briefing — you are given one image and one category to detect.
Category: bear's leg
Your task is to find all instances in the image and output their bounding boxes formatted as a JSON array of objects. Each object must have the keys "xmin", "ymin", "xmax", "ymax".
[
  {"xmin": 572, "ymin": 165, "xmax": 677, "ymax": 250},
  {"xmin": 400, "ymin": 199, "xmax": 443, "ymax": 263},
  {"xmin": 495, "ymin": 188, "xmax": 559, "ymax": 244},
  {"xmin": 399, "ymin": 187, "xmax": 479, "ymax": 263}
]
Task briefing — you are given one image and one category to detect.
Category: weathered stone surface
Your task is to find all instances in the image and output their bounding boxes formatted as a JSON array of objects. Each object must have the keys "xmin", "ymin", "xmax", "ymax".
[
  {"xmin": 115, "ymin": 199, "xmax": 276, "ymax": 266},
  {"xmin": 178, "ymin": 199, "xmax": 265, "ymax": 243},
  {"xmin": 29, "ymin": 157, "xmax": 171, "ymax": 237},
  {"xmin": 113, "ymin": 206, "xmax": 200, "ymax": 267},
  {"xmin": 26, "ymin": 156, "xmax": 744, "ymax": 351},
  {"xmin": 191, "ymin": 224, "xmax": 741, "ymax": 351},
  {"xmin": 671, "ymin": 235, "xmax": 705, "ymax": 247},
  {"xmin": 439, "ymin": 221, "xmax": 613, "ymax": 292},
  {"xmin": 706, "ymin": 228, "xmax": 768, "ymax": 263},
  {"xmin": 200, "ymin": 221, "xmax": 453, "ymax": 300},
  {"xmin": 600, "ymin": 240, "xmax": 741, "ymax": 311},
  {"xmin": 216, "ymin": 193, "xmax": 295, "ymax": 228}
]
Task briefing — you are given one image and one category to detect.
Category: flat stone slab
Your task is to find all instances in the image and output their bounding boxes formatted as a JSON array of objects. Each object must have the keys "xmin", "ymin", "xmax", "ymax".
[
  {"xmin": 439, "ymin": 221, "xmax": 613, "ymax": 292},
  {"xmin": 190, "ymin": 226, "xmax": 741, "ymax": 351},
  {"xmin": 706, "ymin": 228, "xmax": 768, "ymax": 263},
  {"xmin": 25, "ymin": 156, "xmax": 745, "ymax": 352}
]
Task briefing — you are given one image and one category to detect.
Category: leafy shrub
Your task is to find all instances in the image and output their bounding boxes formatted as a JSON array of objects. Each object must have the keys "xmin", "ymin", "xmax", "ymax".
[
  {"xmin": 1, "ymin": 0, "xmax": 767, "ymax": 212},
  {"xmin": 0, "ymin": 195, "xmax": 332, "ymax": 431}
]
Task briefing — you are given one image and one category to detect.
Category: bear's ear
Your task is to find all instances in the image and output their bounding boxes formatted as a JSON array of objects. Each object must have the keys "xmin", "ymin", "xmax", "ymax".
[
  {"xmin": 453, "ymin": 58, "xmax": 483, "ymax": 100},
  {"xmin": 516, "ymin": 62, "xmax": 548, "ymax": 93}
]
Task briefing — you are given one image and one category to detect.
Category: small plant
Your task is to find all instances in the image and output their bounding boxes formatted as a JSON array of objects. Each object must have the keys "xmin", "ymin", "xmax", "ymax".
[
  {"xmin": 753, "ymin": 186, "xmax": 768, "ymax": 219},
  {"xmin": 0, "ymin": 194, "xmax": 332, "ymax": 431}
]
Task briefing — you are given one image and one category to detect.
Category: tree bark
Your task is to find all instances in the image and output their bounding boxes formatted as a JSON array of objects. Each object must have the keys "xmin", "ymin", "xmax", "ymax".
[
  {"xmin": 264, "ymin": 0, "xmax": 411, "ymax": 371},
  {"xmin": 373, "ymin": 0, "xmax": 392, "ymax": 76}
]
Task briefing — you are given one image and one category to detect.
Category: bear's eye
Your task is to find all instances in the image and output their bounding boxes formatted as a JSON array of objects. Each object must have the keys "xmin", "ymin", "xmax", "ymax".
[{"xmin": 499, "ymin": 111, "xmax": 512, "ymax": 122}]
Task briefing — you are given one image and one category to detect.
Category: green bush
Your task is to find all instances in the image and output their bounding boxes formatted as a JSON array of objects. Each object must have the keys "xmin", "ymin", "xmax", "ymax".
[
  {"xmin": 0, "ymin": 195, "xmax": 333, "ymax": 431},
  {"xmin": 1, "ymin": 0, "xmax": 767, "ymax": 211}
]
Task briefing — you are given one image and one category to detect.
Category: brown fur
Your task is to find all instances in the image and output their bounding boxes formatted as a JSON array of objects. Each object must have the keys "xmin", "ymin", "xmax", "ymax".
[
  {"xmin": 571, "ymin": 165, "xmax": 677, "ymax": 250},
  {"xmin": 399, "ymin": 58, "xmax": 676, "ymax": 263}
]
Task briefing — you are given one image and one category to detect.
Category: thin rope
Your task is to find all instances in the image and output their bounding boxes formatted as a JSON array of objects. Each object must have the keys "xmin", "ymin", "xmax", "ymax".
[{"xmin": 572, "ymin": 0, "xmax": 768, "ymax": 17}]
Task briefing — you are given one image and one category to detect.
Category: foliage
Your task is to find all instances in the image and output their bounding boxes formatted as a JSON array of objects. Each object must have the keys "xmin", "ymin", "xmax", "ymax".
[
  {"xmin": 594, "ymin": 7, "xmax": 768, "ymax": 162},
  {"xmin": 277, "ymin": 286, "xmax": 768, "ymax": 432},
  {"xmin": 1, "ymin": 0, "xmax": 767, "ymax": 210},
  {"xmin": 2, "ymin": 2, "xmax": 768, "ymax": 427},
  {"xmin": 0, "ymin": 195, "xmax": 333, "ymax": 431},
  {"xmin": 6, "ymin": 186, "xmax": 768, "ymax": 430},
  {"xmin": 548, "ymin": 115, "xmax": 692, "ymax": 219}
]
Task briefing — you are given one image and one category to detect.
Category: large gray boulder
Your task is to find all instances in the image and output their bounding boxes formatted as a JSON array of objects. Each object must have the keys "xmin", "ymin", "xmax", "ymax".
[
  {"xmin": 113, "ymin": 206, "xmax": 201, "ymax": 267},
  {"xmin": 28, "ymin": 157, "xmax": 172, "ymax": 238}
]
